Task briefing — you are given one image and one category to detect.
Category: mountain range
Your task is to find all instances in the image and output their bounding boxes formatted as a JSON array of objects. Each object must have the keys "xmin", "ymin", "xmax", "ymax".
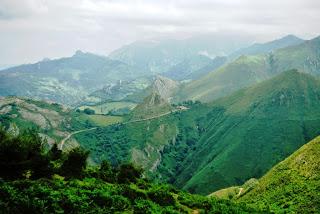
[
  {"xmin": 174, "ymin": 70, "xmax": 320, "ymax": 194},
  {"xmin": 0, "ymin": 51, "xmax": 146, "ymax": 105},
  {"xmin": 175, "ymin": 35, "xmax": 320, "ymax": 103},
  {"xmin": 68, "ymin": 70, "xmax": 320, "ymax": 196},
  {"xmin": 1, "ymin": 33, "xmax": 320, "ymax": 212}
]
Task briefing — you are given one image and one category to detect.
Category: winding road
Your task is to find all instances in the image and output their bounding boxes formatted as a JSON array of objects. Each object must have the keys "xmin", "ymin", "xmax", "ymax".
[
  {"xmin": 59, "ymin": 109, "xmax": 182, "ymax": 150},
  {"xmin": 59, "ymin": 127, "xmax": 98, "ymax": 150}
]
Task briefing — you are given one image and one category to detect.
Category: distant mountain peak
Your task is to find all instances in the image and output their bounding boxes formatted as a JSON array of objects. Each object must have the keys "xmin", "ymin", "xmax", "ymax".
[
  {"xmin": 41, "ymin": 57, "xmax": 51, "ymax": 62},
  {"xmin": 273, "ymin": 34, "xmax": 303, "ymax": 43},
  {"xmin": 74, "ymin": 50, "xmax": 85, "ymax": 56},
  {"xmin": 281, "ymin": 34, "xmax": 301, "ymax": 40}
]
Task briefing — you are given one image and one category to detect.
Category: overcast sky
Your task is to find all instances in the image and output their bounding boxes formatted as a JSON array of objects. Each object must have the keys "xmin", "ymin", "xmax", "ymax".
[{"xmin": 0, "ymin": 0, "xmax": 319, "ymax": 65}]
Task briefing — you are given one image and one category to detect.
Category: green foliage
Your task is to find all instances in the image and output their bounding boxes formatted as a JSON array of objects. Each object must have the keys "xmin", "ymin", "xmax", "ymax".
[
  {"xmin": 239, "ymin": 136, "xmax": 320, "ymax": 213},
  {"xmin": 173, "ymin": 70, "xmax": 320, "ymax": 194},
  {"xmin": 0, "ymin": 128, "xmax": 257, "ymax": 213},
  {"xmin": 147, "ymin": 185, "xmax": 176, "ymax": 206},
  {"xmin": 117, "ymin": 163, "xmax": 143, "ymax": 183},
  {"xmin": 98, "ymin": 160, "xmax": 116, "ymax": 182},
  {"xmin": 83, "ymin": 108, "xmax": 95, "ymax": 115},
  {"xmin": 0, "ymin": 128, "xmax": 52, "ymax": 180},
  {"xmin": 75, "ymin": 70, "xmax": 320, "ymax": 198},
  {"xmin": 47, "ymin": 143, "xmax": 62, "ymax": 161},
  {"xmin": 60, "ymin": 147, "xmax": 90, "ymax": 179}
]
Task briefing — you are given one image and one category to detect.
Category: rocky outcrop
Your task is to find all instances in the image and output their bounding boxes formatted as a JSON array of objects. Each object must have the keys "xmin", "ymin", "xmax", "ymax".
[{"xmin": 151, "ymin": 75, "xmax": 179, "ymax": 102}]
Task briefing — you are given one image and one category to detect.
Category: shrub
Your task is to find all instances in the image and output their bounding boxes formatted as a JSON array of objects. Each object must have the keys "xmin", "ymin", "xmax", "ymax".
[
  {"xmin": 60, "ymin": 147, "xmax": 89, "ymax": 178},
  {"xmin": 83, "ymin": 108, "xmax": 95, "ymax": 115},
  {"xmin": 133, "ymin": 199, "xmax": 162, "ymax": 214},
  {"xmin": 99, "ymin": 160, "xmax": 116, "ymax": 183},
  {"xmin": 147, "ymin": 186, "xmax": 176, "ymax": 206},
  {"xmin": 117, "ymin": 163, "xmax": 143, "ymax": 184},
  {"xmin": 110, "ymin": 195, "xmax": 131, "ymax": 211},
  {"xmin": 0, "ymin": 129, "xmax": 52, "ymax": 180}
]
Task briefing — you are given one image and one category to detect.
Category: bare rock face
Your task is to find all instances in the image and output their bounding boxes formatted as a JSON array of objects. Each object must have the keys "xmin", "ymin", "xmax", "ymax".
[
  {"xmin": 146, "ymin": 92, "xmax": 166, "ymax": 106},
  {"xmin": 152, "ymin": 75, "xmax": 179, "ymax": 102}
]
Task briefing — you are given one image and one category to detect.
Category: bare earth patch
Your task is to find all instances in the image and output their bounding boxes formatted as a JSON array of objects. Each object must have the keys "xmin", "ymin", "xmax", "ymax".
[{"xmin": 19, "ymin": 109, "xmax": 49, "ymax": 129}]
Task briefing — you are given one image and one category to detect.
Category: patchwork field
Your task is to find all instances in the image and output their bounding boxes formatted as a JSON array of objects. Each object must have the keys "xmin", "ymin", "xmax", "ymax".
[{"xmin": 78, "ymin": 101, "xmax": 137, "ymax": 115}]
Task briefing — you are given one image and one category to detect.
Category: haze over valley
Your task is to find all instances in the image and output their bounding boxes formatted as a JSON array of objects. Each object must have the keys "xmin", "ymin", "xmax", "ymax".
[{"xmin": 0, "ymin": 0, "xmax": 320, "ymax": 213}]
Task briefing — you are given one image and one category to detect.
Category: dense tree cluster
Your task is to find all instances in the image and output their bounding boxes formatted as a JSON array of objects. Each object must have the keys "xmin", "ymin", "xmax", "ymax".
[{"xmin": 0, "ymin": 128, "xmax": 257, "ymax": 213}]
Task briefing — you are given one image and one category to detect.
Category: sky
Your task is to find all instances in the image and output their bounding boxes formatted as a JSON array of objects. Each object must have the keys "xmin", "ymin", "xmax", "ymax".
[{"xmin": 0, "ymin": 0, "xmax": 319, "ymax": 65}]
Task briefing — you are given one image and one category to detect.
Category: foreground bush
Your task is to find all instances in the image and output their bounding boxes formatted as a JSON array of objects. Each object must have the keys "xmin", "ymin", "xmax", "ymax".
[{"xmin": 0, "ymin": 128, "xmax": 258, "ymax": 213}]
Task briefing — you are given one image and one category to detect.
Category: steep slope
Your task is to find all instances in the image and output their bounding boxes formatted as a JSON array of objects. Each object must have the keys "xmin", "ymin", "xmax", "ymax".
[
  {"xmin": 173, "ymin": 70, "xmax": 320, "ymax": 194},
  {"xmin": 229, "ymin": 35, "xmax": 304, "ymax": 60},
  {"xmin": 239, "ymin": 135, "xmax": 320, "ymax": 213},
  {"xmin": 176, "ymin": 35, "xmax": 320, "ymax": 102},
  {"xmin": 0, "ymin": 51, "xmax": 144, "ymax": 105},
  {"xmin": 175, "ymin": 54, "xmax": 270, "ymax": 102}
]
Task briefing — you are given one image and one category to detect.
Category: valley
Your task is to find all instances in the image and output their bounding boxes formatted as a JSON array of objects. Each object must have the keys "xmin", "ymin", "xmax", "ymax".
[{"xmin": 1, "ymin": 32, "xmax": 320, "ymax": 213}]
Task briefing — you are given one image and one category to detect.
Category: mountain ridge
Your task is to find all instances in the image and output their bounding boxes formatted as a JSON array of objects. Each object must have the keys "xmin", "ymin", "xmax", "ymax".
[
  {"xmin": 175, "ymin": 35, "xmax": 320, "ymax": 103},
  {"xmin": 172, "ymin": 70, "xmax": 320, "ymax": 194},
  {"xmin": 239, "ymin": 135, "xmax": 320, "ymax": 213}
]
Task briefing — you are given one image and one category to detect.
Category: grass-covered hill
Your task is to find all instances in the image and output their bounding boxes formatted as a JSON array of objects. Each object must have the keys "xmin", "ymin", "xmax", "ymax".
[
  {"xmin": 0, "ymin": 96, "xmax": 123, "ymax": 152},
  {"xmin": 0, "ymin": 97, "xmax": 71, "ymax": 146},
  {"xmin": 172, "ymin": 70, "xmax": 320, "ymax": 194},
  {"xmin": 73, "ymin": 100, "xmax": 209, "ymax": 173},
  {"xmin": 0, "ymin": 129, "xmax": 257, "ymax": 213},
  {"xmin": 176, "ymin": 35, "xmax": 320, "ymax": 103},
  {"xmin": 238, "ymin": 135, "xmax": 320, "ymax": 213},
  {"xmin": 74, "ymin": 70, "xmax": 320, "ymax": 196}
]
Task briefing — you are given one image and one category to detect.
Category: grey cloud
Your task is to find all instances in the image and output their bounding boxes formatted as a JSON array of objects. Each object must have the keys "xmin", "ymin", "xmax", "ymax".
[
  {"xmin": 0, "ymin": 0, "xmax": 319, "ymax": 65},
  {"xmin": 0, "ymin": 0, "xmax": 48, "ymax": 20}
]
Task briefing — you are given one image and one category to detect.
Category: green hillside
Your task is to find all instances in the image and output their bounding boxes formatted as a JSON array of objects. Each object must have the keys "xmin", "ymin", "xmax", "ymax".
[
  {"xmin": 0, "ymin": 96, "xmax": 123, "ymax": 153},
  {"xmin": 173, "ymin": 70, "xmax": 320, "ymax": 194},
  {"xmin": 176, "ymin": 36, "xmax": 320, "ymax": 103},
  {"xmin": 74, "ymin": 70, "xmax": 320, "ymax": 196},
  {"xmin": 74, "ymin": 101, "xmax": 209, "ymax": 173},
  {"xmin": 0, "ymin": 97, "xmax": 71, "ymax": 146},
  {"xmin": 175, "ymin": 54, "xmax": 269, "ymax": 102},
  {"xmin": 239, "ymin": 135, "xmax": 320, "ymax": 213},
  {"xmin": 0, "ymin": 129, "xmax": 257, "ymax": 213}
]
